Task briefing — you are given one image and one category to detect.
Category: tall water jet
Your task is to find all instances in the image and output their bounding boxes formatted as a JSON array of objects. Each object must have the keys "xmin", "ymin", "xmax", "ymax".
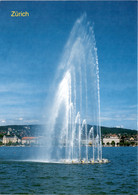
[{"xmin": 43, "ymin": 13, "xmax": 106, "ymax": 163}]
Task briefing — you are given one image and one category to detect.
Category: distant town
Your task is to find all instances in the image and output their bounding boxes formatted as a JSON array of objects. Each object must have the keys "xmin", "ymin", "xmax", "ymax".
[{"xmin": 0, "ymin": 125, "xmax": 137, "ymax": 147}]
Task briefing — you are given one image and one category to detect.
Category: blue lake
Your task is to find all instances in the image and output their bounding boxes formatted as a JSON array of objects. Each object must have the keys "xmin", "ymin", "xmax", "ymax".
[{"xmin": 0, "ymin": 146, "xmax": 137, "ymax": 194}]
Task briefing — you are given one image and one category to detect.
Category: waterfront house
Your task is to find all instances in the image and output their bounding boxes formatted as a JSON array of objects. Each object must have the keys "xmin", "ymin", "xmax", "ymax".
[
  {"xmin": 103, "ymin": 135, "xmax": 120, "ymax": 146},
  {"xmin": 2, "ymin": 135, "xmax": 21, "ymax": 144},
  {"xmin": 22, "ymin": 137, "xmax": 38, "ymax": 145}
]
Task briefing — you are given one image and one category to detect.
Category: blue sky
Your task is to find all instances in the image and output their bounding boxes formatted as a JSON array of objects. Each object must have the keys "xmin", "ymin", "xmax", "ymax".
[{"xmin": 0, "ymin": 1, "xmax": 137, "ymax": 129}]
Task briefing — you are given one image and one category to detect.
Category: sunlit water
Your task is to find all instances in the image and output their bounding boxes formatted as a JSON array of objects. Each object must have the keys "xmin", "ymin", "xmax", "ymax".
[{"xmin": 0, "ymin": 147, "xmax": 137, "ymax": 194}]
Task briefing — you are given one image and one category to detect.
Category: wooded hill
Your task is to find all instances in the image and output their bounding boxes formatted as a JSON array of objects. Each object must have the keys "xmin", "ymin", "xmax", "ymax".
[
  {"xmin": 0, "ymin": 125, "xmax": 137, "ymax": 138},
  {"xmin": 101, "ymin": 126, "xmax": 137, "ymax": 136}
]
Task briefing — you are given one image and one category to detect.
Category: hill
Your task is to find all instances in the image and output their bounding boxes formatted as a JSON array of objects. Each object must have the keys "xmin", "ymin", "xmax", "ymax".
[
  {"xmin": 101, "ymin": 126, "xmax": 137, "ymax": 137},
  {"xmin": 0, "ymin": 124, "xmax": 137, "ymax": 138}
]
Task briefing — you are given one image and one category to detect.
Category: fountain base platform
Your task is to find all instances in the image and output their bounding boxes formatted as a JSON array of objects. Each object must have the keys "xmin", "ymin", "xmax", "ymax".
[{"xmin": 59, "ymin": 158, "xmax": 109, "ymax": 164}]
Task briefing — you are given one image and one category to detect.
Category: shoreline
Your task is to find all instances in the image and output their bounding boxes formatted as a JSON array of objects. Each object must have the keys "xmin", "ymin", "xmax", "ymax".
[{"xmin": 0, "ymin": 145, "xmax": 137, "ymax": 147}]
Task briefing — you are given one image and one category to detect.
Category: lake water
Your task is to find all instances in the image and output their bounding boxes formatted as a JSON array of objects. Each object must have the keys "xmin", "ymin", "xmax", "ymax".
[{"xmin": 0, "ymin": 146, "xmax": 137, "ymax": 194}]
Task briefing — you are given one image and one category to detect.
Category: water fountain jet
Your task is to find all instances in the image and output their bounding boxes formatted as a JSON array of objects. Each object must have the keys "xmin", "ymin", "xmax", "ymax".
[{"xmin": 42, "ymin": 13, "xmax": 108, "ymax": 164}]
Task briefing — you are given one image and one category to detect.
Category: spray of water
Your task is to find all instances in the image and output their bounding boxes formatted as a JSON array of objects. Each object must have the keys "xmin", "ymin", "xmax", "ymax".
[{"xmin": 42, "ymin": 13, "xmax": 105, "ymax": 163}]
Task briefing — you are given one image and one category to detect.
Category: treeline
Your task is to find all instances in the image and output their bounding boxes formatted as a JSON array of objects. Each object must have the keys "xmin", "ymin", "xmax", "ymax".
[
  {"xmin": 0, "ymin": 124, "xmax": 137, "ymax": 138},
  {"xmin": 101, "ymin": 126, "xmax": 137, "ymax": 136}
]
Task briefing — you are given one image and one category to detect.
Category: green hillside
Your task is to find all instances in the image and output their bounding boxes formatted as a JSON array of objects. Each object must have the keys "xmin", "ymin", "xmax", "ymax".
[
  {"xmin": 101, "ymin": 126, "xmax": 137, "ymax": 136},
  {"xmin": 0, "ymin": 124, "xmax": 137, "ymax": 138}
]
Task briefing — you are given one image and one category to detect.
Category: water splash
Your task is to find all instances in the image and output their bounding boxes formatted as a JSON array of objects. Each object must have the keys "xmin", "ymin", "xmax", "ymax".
[{"xmin": 43, "ymin": 13, "xmax": 104, "ymax": 163}]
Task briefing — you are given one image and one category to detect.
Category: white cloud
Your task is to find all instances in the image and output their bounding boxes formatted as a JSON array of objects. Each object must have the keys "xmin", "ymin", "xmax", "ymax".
[
  {"xmin": 24, "ymin": 119, "xmax": 40, "ymax": 124},
  {"xmin": 116, "ymin": 125, "xmax": 124, "ymax": 128},
  {"xmin": 100, "ymin": 112, "xmax": 137, "ymax": 122},
  {"xmin": 18, "ymin": 118, "xmax": 23, "ymax": 121},
  {"xmin": 128, "ymin": 105, "xmax": 137, "ymax": 109},
  {"xmin": 1, "ymin": 120, "xmax": 6, "ymax": 123},
  {"xmin": 0, "ymin": 82, "xmax": 47, "ymax": 95}
]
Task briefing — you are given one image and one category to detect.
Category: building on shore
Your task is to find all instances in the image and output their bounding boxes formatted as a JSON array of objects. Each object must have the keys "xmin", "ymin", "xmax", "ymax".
[
  {"xmin": 2, "ymin": 135, "xmax": 21, "ymax": 144},
  {"xmin": 22, "ymin": 137, "xmax": 38, "ymax": 145},
  {"xmin": 103, "ymin": 134, "xmax": 120, "ymax": 146}
]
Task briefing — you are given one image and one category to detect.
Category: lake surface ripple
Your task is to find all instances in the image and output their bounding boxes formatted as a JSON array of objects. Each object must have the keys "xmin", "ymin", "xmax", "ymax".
[{"xmin": 0, "ymin": 147, "xmax": 137, "ymax": 194}]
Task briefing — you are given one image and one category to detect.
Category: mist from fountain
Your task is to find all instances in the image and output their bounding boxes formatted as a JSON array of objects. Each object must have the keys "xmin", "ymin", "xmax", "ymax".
[{"xmin": 42, "ymin": 13, "xmax": 105, "ymax": 164}]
